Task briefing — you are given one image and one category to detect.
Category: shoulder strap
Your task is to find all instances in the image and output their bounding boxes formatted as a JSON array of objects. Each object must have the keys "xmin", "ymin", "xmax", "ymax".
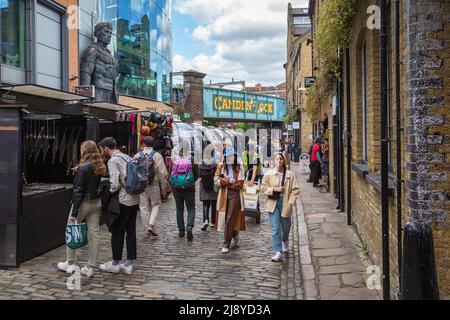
[{"xmin": 281, "ymin": 168, "xmax": 287, "ymax": 187}]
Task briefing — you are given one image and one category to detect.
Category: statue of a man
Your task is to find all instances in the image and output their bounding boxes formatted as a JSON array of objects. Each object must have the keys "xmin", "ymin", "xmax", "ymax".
[{"xmin": 80, "ymin": 22, "xmax": 117, "ymax": 103}]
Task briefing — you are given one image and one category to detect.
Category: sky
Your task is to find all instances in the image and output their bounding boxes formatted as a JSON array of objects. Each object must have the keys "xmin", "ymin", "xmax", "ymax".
[{"xmin": 172, "ymin": 0, "xmax": 310, "ymax": 87}]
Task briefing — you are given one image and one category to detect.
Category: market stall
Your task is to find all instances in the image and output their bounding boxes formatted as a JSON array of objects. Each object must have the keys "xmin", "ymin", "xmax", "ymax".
[{"xmin": 0, "ymin": 85, "xmax": 136, "ymax": 268}]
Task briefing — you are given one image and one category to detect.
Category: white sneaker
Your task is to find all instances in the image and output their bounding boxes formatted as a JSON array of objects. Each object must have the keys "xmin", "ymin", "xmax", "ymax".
[
  {"xmin": 271, "ymin": 251, "xmax": 283, "ymax": 262},
  {"xmin": 120, "ymin": 263, "xmax": 133, "ymax": 275},
  {"xmin": 282, "ymin": 241, "xmax": 289, "ymax": 253},
  {"xmin": 57, "ymin": 261, "xmax": 73, "ymax": 273},
  {"xmin": 81, "ymin": 266, "xmax": 94, "ymax": 278},
  {"xmin": 99, "ymin": 261, "xmax": 121, "ymax": 274},
  {"xmin": 221, "ymin": 247, "xmax": 230, "ymax": 254}
]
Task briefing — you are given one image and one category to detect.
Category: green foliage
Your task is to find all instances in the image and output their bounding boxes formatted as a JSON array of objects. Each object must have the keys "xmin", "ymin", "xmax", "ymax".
[
  {"xmin": 306, "ymin": 0, "xmax": 357, "ymax": 121},
  {"xmin": 314, "ymin": 0, "xmax": 357, "ymax": 76},
  {"xmin": 235, "ymin": 122, "xmax": 251, "ymax": 132}
]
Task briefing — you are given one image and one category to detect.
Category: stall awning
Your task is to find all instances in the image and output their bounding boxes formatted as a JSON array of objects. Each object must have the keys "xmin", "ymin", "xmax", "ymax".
[
  {"xmin": 118, "ymin": 95, "xmax": 174, "ymax": 114},
  {"xmin": 81, "ymin": 102, "xmax": 138, "ymax": 120},
  {"xmin": 1, "ymin": 84, "xmax": 90, "ymax": 102}
]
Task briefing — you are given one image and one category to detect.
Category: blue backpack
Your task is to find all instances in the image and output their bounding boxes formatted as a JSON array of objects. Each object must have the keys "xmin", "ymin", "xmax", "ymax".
[{"xmin": 114, "ymin": 154, "xmax": 148, "ymax": 195}]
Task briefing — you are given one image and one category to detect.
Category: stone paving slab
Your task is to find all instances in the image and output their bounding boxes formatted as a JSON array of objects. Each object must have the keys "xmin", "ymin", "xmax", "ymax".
[{"xmin": 292, "ymin": 166, "xmax": 380, "ymax": 300}]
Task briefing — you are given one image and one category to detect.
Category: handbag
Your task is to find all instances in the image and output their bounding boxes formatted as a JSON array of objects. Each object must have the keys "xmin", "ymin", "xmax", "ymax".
[
  {"xmin": 66, "ymin": 205, "xmax": 88, "ymax": 250},
  {"xmin": 268, "ymin": 169, "xmax": 286, "ymax": 200}
]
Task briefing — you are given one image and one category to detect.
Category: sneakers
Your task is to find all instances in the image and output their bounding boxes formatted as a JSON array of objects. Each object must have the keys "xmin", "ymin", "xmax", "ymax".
[
  {"xmin": 119, "ymin": 263, "xmax": 133, "ymax": 275},
  {"xmin": 187, "ymin": 229, "xmax": 193, "ymax": 242},
  {"xmin": 99, "ymin": 261, "xmax": 121, "ymax": 274},
  {"xmin": 282, "ymin": 241, "xmax": 289, "ymax": 253},
  {"xmin": 81, "ymin": 265, "xmax": 94, "ymax": 278},
  {"xmin": 201, "ymin": 222, "xmax": 209, "ymax": 231},
  {"xmin": 271, "ymin": 251, "xmax": 283, "ymax": 262},
  {"xmin": 148, "ymin": 225, "xmax": 158, "ymax": 236},
  {"xmin": 210, "ymin": 223, "xmax": 216, "ymax": 228},
  {"xmin": 57, "ymin": 261, "xmax": 73, "ymax": 273},
  {"xmin": 221, "ymin": 247, "xmax": 230, "ymax": 254}
]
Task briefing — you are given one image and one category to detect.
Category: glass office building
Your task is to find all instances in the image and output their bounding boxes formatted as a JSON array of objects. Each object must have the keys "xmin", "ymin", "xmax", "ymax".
[{"xmin": 96, "ymin": 0, "xmax": 173, "ymax": 102}]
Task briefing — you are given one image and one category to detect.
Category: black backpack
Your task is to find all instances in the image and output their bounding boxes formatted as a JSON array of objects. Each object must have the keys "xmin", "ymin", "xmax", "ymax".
[{"xmin": 200, "ymin": 164, "xmax": 216, "ymax": 192}]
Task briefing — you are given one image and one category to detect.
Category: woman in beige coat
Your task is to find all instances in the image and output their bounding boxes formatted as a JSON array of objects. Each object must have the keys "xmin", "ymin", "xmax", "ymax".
[
  {"xmin": 261, "ymin": 153, "xmax": 300, "ymax": 262},
  {"xmin": 214, "ymin": 147, "xmax": 246, "ymax": 254}
]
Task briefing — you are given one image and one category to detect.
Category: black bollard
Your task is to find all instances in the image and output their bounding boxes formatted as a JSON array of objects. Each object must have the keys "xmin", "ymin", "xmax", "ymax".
[{"xmin": 401, "ymin": 221, "xmax": 439, "ymax": 300}]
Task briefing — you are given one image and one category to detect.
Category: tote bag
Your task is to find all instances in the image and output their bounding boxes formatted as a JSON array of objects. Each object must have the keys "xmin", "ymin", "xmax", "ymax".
[{"xmin": 66, "ymin": 205, "xmax": 88, "ymax": 250}]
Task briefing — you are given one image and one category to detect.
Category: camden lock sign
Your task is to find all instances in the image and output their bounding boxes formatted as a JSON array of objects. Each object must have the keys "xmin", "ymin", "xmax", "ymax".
[{"xmin": 203, "ymin": 87, "xmax": 286, "ymax": 122}]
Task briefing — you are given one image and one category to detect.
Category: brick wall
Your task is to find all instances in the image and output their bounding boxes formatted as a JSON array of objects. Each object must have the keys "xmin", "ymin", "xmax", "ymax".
[
  {"xmin": 405, "ymin": 0, "xmax": 449, "ymax": 298},
  {"xmin": 55, "ymin": 0, "xmax": 79, "ymax": 91}
]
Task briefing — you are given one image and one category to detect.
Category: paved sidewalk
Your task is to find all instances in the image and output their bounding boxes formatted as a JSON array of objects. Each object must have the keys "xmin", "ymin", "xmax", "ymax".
[{"xmin": 292, "ymin": 166, "xmax": 380, "ymax": 300}]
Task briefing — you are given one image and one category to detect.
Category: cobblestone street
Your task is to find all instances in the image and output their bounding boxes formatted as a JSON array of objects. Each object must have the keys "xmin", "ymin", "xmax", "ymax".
[{"xmin": 0, "ymin": 168, "xmax": 379, "ymax": 300}]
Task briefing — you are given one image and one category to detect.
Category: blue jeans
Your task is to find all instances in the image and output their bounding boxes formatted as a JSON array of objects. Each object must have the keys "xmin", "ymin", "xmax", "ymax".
[
  {"xmin": 173, "ymin": 189, "xmax": 196, "ymax": 232},
  {"xmin": 268, "ymin": 198, "xmax": 292, "ymax": 253}
]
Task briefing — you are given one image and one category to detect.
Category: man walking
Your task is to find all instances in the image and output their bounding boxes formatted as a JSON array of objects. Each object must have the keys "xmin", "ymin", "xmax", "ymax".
[
  {"xmin": 134, "ymin": 136, "xmax": 168, "ymax": 237},
  {"xmin": 98, "ymin": 137, "xmax": 140, "ymax": 275}
]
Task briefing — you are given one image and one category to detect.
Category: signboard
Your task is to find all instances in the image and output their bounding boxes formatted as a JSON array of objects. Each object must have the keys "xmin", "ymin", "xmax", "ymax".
[
  {"xmin": 293, "ymin": 122, "xmax": 300, "ymax": 129},
  {"xmin": 74, "ymin": 85, "xmax": 95, "ymax": 98},
  {"xmin": 288, "ymin": 125, "xmax": 293, "ymax": 131},
  {"xmin": 184, "ymin": 113, "xmax": 191, "ymax": 119},
  {"xmin": 305, "ymin": 77, "xmax": 316, "ymax": 88},
  {"xmin": 0, "ymin": 93, "xmax": 17, "ymax": 104},
  {"xmin": 332, "ymin": 96, "xmax": 337, "ymax": 115},
  {"xmin": 203, "ymin": 87, "xmax": 286, "ymax": 122}
]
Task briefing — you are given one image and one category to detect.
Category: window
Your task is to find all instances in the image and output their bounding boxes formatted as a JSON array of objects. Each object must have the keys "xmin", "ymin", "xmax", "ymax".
[
  {"xmin": 361, "ymin": 42, "xmax": 368, "ymax": 162},
  {"xmin": 293, "ymin": 16, "xmax": 310, "ymax": 25},
  {"xmin": 0, "ymin": 0, "xmax": 26, "ymax": 69}
]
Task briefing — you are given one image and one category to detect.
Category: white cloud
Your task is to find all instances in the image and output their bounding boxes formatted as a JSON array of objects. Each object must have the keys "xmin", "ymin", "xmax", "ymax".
[{"xmin": 174, "ymin": 0, "xmax": 310, "ymax": 86}]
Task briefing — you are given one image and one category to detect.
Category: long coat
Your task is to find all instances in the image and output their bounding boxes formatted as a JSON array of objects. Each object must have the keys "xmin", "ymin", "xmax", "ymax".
[{"xmin": 213, "ymin": 163, "xmax": 246, "ymax": 232}]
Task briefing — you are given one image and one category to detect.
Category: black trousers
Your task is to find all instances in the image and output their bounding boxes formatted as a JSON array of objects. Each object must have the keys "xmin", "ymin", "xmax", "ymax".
[
  {"xmin": 311, "ymin": 160, "xmax": 322, "ymax": 186},
  {"xmin": 202, "ymin": 200, "xmax": 217, "ymax": 224},
  {"xmin": 111, "ymin": 204, "xmax": 138, "ymax": 261}
]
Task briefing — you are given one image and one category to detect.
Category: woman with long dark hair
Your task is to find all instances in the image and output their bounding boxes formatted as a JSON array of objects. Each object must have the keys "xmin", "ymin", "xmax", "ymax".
[
  {"xmin": 57, "ymin": 140, "xmax": 106, "ymax": 278},
  {"xmin": 261, "ymin": 153, "xmax": 300, "ymax": 262},
  {"xmin": 214, "ymin": 147, "xmax": 246, "ymax": 253}
]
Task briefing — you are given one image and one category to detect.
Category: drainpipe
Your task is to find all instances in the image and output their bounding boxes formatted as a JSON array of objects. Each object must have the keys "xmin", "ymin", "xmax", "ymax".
[
  {"xmin": 380, "ymin": 0, "xmax": 391, "ymax": 300},
  {"xmin": 338, "ymin": 48, "xmax": 345, "ymax": 212},
  {"xmin": 395, "ymin": 0, "xmax": 403, "ymax": 299},
  {"xmin": 345, "ymin": 48, "xmax": 352, "ymax": 226}
]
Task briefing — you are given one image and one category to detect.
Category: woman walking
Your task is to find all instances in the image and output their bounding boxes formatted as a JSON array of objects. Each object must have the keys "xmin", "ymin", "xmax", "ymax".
[
  {"xmin": 214, "ymin": 147, "xmax": 246, "ymax": 253},
  {"xmin": 58, "ymin": 141, "xmax": 106, "ymax": 277},
  {"xmin": 199, "ymin": 140, "xmax": 218, "ymax": 230},
  {"xmin": 261, "ymin": 153, "xmax": 300, "ymax": 262}
]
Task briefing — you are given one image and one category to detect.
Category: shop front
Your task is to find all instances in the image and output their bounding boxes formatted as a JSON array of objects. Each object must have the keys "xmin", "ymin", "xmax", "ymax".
[{"xmin": 0, "ymin": 84, "xmax": 136, "ymax": 268}]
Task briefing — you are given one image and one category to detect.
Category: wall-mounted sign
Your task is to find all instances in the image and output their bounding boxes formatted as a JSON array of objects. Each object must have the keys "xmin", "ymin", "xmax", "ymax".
[
  {"xmin": 288, "ymin": 125, "xmax": 293, "ymax": 131},
  {"xmin": 203, "ymin": 87, "xmax": 286, "ymax": 122},
  {"xmin": 74, "ymin": 85, "xmax": 95, "ymax": 98},
  {"xmin": 304, "ymin": 77, "xmax": 316, "ymax": 88},
  {"xmin": 184, "ymin": 113, "xmax": 191, "ymax": 119},
  {"xmin": 293, "ymin": 122, "xmax": 300, "ymax": 129}
]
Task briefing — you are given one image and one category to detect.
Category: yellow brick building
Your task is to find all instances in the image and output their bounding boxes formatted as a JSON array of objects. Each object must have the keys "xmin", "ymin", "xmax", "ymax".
[{"xmin": 306, "ymin": 0, "xmax": 449, "ymax": 299}]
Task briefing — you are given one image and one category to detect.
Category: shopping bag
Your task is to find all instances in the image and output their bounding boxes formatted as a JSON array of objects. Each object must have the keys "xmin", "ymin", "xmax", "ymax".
[
  {"xmin": 243, "ymin": 193, "xmax": 259, "ymax": 210},
  {"xmin": 217, "ymin": 210, "xmax": 226, "ymax": 232},
  {"xmin": 66, "ymin": 223, "xmax": 88, "ymax": 250}
]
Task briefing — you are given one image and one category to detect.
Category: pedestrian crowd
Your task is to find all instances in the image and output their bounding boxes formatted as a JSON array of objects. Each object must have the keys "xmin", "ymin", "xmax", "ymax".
[{"xmin": 57, "ymin": 135, "xmax": 301, "ymax": 278}]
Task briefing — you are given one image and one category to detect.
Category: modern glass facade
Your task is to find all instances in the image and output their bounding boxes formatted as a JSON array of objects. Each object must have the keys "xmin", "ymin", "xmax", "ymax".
[
  {"xmin": 97, "ymin": 0, "xmax": 173, "ymax": 103},
  {"xmin": 0, "ymin": 0, "xmax": 26, "ymax": 69}
]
